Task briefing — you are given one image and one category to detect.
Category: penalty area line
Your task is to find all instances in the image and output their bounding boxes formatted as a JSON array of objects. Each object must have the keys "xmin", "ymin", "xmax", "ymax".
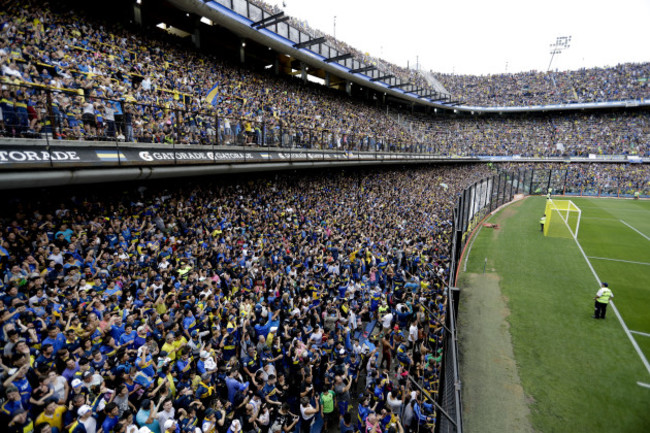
[
  {"xmin": 638, "ymin": 382, "xmax": 650, "ymax": 389},
  {"xmin": 587, "ymin": 256, "xmax": 650, "ymax": 266},
  {"xmin": 570, "ymin": 234, "xmax": 650, "ymax": 378},
  {"xmin": 630, "ymin": 330, "xmax": 650, "ymax": 338},
  {"xmin": 620, "ymin": 220, "xmax": 650, "ymax": 242}
]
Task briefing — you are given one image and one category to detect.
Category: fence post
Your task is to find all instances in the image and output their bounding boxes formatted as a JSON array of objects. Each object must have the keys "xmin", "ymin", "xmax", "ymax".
[{"xmin": 44, "ymin": 88, "xmax": 57, "ymax": 139}]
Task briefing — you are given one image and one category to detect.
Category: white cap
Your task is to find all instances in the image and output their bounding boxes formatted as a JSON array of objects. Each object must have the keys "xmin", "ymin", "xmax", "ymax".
[
  {"xmin": 164, "ymin": 420, "xmax": 176, "ymax": 430},
  {"xmin": 200, "ymin": 351, "xmax": 209, "ymax": 359},
  {"xmin": 230, "ymin": 420, "xmax": 241, "ymax": 432},
  {"xmin": 78, "ymin": 405, "xmax": 92, "ymax": 417},
  {"xmin": 72, "ymin": 378, "xmax": 83, "ymax": 388},
  {"xmin": 139, "ymin": 427, "xmax": 152, "ymax": 433}
]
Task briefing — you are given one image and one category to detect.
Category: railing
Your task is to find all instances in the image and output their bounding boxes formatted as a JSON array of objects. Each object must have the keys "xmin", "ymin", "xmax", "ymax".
[
  {"xmin": 209, "ymin": 0, "xmax": 441, "ymax": 98},
  {"xmin": 0, "ymin": 81, "xmax": 422, "ymax": 154}
]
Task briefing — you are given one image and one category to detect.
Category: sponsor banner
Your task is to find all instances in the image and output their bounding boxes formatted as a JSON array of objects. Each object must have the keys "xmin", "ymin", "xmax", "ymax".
[
  {"xmin": 0, "ymin": 145, "xmax": 642, "ymax": 169},
  {"xmin": 0, "ymin": 144, "xmax": 430, "ymax": 169}
]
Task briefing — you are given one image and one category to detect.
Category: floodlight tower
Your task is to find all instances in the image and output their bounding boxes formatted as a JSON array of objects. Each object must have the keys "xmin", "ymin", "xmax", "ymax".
[{"xmin": 547, "ymin": 36, "xmax": 572, "ymax": 72}]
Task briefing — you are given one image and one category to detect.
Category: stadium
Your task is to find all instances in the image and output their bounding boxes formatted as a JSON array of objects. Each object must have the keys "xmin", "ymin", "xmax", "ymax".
[{"xmin": 0, "ymin": 1, "xmax": 648, "ymax": 433}]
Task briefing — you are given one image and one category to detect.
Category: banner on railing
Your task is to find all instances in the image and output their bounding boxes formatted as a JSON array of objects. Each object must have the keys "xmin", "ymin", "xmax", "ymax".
[{"xmin": 0, "ymin": 144, "xmax": 453, "ymax": 169}]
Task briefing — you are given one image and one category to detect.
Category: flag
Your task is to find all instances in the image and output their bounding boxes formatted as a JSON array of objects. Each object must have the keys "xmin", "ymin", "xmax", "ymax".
[
  {"xmin": 205, "ymin": 83, "xmax": 219, "ymax": 106},
  {"xmin": 0, "ymin": 245, "xmax": 9, "ymax": 257}
]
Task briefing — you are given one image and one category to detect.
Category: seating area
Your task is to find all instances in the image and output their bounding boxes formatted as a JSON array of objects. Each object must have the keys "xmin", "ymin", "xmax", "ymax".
[
  {"xmin": 0, "ymin": 164, "xmax": 493, "ymax": 433},
  {"xmin": 0, "ymin": 0, "xmax": 414, "ymax": 149},
  {"xmin": 434, "ymin": 63, "xmax": 650, "ymax": 106},
  {"xmin": 397, "ymin": 111, "xmax": 650, "ymax": 157},
  {"xmin": 0, "ymin": 0, "xmax": 647, "ymax": 157}
]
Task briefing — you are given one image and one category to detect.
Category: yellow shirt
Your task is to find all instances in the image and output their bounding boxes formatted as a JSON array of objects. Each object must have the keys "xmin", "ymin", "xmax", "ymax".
[
  {"xmin": 158, "ymin": 373, "xmax": 177, "ymax": 397},
  {"xmin": 171, "ymin": 337, "xmax": 187, "ymax": 355},
  {"xmin": 161, "ymin": 342, "xmax": 176, "ymax": 361},
  {"xmin": 35, "ymin": 405, "xmax": 66, "ymax": 430}
]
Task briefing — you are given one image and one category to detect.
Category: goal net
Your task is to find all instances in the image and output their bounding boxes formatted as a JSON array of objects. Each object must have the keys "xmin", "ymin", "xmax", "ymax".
[{"xmin": 544, "ymin": 199, "xmax": 581, "ymax": 239}]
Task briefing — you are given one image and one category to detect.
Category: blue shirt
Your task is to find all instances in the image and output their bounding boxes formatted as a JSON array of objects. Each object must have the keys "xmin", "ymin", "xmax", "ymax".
[
  {"xmin": 119, "ymin": 331, "xmax": 136, "ymax": 348},
  {"xmin": 13, "ymin": 377, "xmax": 32, "ymax": 408},
  {"xmin": 42, "ymin": 333, "xmax": 66, "ymax": 354},
  {"xmin": 225, "ymin": 377, "xmax": 248, "ymax": 403},
  {"xmin": 103, "ymin": 415, "xmax": 119, "ymax": 433},
  {"xmin": 1, "ymin": 399, "xmax": 23, "ymax": 417},
  {"xmin": 136, "ymin": 354, "xmax": 156, "ymax": 377},
  {"xmin": 111, "ymin": 324, "xmax": 125, "ymax": 341}
]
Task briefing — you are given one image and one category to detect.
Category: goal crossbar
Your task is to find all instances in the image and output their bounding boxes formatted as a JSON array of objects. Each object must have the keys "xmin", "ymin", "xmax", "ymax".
[{"xmin": 544, "ymin": 199, "xmax": 581, "ymax": 239}]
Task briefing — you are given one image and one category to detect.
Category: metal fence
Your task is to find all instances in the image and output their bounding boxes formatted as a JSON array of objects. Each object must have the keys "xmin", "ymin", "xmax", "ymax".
[
  {"xmin": 0, "ymin": 82, "xmax": 423, "ymax": 154},
  {"xmin": 438, "ymin": 169, "xmax": 518, "ymax": 433}
]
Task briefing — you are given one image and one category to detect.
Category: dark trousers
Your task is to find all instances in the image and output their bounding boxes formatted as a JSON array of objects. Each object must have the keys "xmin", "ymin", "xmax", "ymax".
[
  {"xmin": 594, "ymin": 301, "xmax": 608, "ymax": 319},
  {"xmin": 540, "ymin": 224, "xmax": 544, "ymax": 232}
]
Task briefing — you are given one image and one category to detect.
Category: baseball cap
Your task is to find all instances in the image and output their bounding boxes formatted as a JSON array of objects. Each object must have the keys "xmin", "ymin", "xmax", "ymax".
[
  {"xmin": 164, "ymin": 420, "xmax": 176, "ymax": 430},
  {"xmin": 72, "ymin": 378, "xmax": 83, "ymax": 388},
  {"xmin": 78, "ymin": 405, "xmax": 92, "ymax": 416}
]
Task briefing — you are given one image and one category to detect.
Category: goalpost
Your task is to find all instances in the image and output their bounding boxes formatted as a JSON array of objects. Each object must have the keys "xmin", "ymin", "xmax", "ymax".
[{"xmin": 544, "ymin": 199, "xmax": 582, "ymax": 239}]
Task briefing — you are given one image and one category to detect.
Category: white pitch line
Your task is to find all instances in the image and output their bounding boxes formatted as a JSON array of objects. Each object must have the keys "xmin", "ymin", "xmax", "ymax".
[
  {"xmin": 638, "ymin": 382, "xmax": 650, "ymax": 389},
  {"xmin": 631, "ymin": 330, "xmax": 650, "ymax": 338},
  {"xmin": 588, "ymin": 256, "xmax": 650, "ymax": 267},
  {"xmin": 463, "ymin": 223, "xmax": 483, "ymax": 272},
  {"xmin": 570, "ymin": 233, "xmax": 650, "ymax": 378},
  {"xmin": 620, "ymin": 220, "xmax": 650, "ymax": 242}
]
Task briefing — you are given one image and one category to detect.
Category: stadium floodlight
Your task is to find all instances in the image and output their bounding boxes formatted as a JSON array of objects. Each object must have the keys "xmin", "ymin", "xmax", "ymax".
[
  {"xmin": 544, "ymin": 199, "xmax": 581, "ymax": 239},
  {"xmin": 547, "ymin": 35, "xmax": 572, "ymax": 71}
]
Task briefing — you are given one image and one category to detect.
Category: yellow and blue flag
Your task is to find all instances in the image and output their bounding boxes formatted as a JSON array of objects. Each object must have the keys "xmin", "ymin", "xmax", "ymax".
[{"xmin": 205, "ymin": 83, "xmax": 219, "ymax": 106}]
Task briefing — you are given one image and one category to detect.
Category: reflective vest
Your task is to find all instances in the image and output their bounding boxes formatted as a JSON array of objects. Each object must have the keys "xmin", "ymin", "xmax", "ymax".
[
  {"xmin": 540, "ymin": 216, "xmax": 546, "ymax": 225},
  {"xmin": 597, "ymin": 288, "xmax": 613, "ymax": 304}
]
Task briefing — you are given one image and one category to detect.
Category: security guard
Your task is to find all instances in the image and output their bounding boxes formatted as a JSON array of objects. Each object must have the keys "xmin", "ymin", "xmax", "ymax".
[
  {"xmin": 540, "ymin": 214, "xmax": 546, "ymax": 232},
  {"xmin": 593, "ymin": 282, "xmax": 613, "ymax": 319}
]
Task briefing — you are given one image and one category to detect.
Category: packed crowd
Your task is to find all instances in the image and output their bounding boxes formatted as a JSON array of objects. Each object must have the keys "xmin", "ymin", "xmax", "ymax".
[
  {"xmin": 246, "ymin": 0, "xmax": 429, "ymax": 91},
  {"xmin": 0, "ymin": 164, "xmax": 493, "ymax": 433},
  {"xmin": 0, "ymin": 0, "xmax": 414, "ymax": 149},
  {"xmin": 3, "ymin": 1, "xmax": 648, "ymax": 157},
  {"xmin": 498, "ymin": 162, "xmax": 650, "ymax": 196},
  {"xmin": 397, "ymin": 111, "xmax": 650, "ymax": 157},
  {"xmin": 435, "ymin": 63, "xmax": 650, "ymax": 107}
]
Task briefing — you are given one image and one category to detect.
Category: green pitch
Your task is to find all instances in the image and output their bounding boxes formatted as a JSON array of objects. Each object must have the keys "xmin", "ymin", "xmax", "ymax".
[{"xmin": 459, "ymin": 196, "xmax": 650, "ymax": 433}]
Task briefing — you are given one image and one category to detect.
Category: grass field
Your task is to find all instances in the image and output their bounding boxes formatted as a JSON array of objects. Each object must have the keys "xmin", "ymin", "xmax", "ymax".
[{"xmin": 458, "ymin": 196, "xmax": 650, "ymax": 433}]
